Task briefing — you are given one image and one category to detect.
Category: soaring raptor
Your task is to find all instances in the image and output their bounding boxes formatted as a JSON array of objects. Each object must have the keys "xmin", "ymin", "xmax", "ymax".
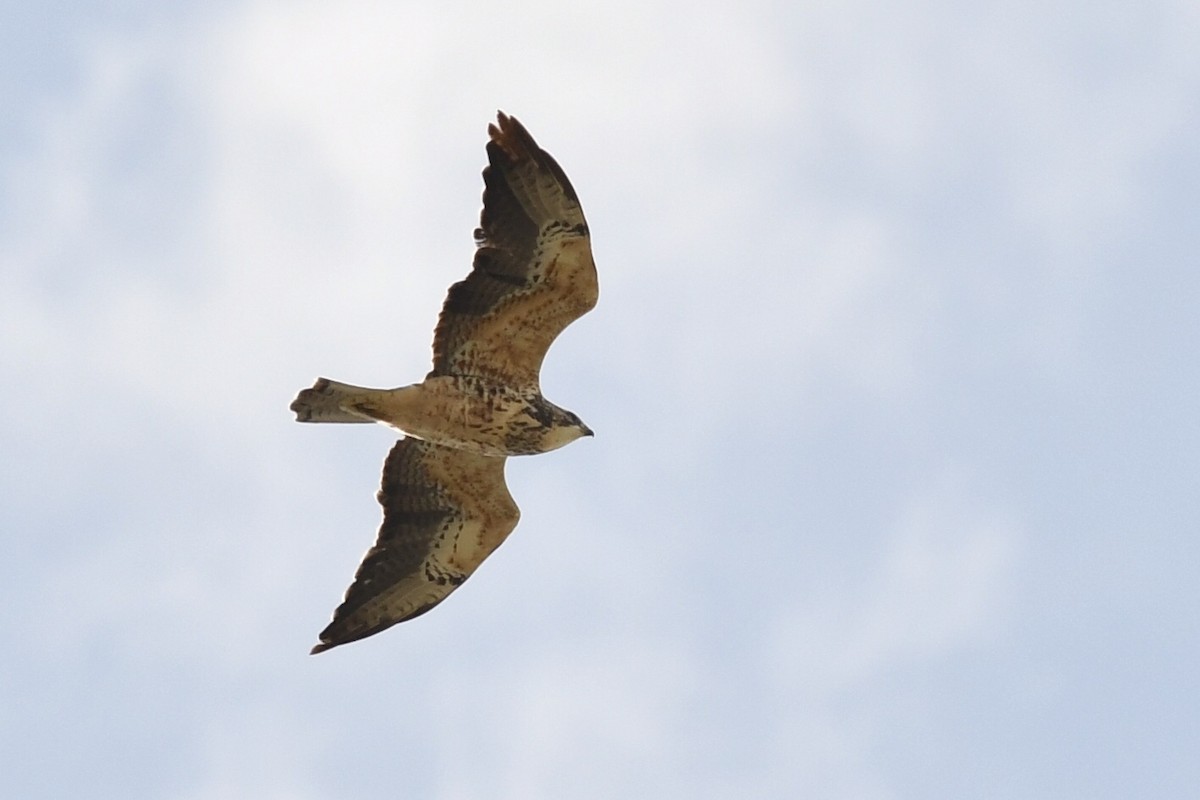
[{"xmin": 291, "ymin": 113, "xmax": 597, "ymax": 653}]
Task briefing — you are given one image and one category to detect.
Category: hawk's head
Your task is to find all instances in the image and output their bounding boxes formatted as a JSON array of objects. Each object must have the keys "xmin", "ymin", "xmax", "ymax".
[{"xmin": 527, "ymin": 401, "xmax": 593, "ymax": 453}]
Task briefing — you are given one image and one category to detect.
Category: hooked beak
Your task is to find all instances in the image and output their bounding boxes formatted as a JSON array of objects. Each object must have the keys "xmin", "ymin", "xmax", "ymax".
[{"xmin": 582, "ymin": 424, "xmax": 595, "ymax": 437}]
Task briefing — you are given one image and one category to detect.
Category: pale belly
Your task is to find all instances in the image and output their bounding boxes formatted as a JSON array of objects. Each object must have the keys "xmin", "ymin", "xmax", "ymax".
[{"xmin": 374, "ymin": 376, "xmax": 545, "ymax": 456}]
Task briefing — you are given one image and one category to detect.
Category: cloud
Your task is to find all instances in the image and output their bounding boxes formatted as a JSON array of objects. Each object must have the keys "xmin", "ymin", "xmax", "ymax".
[
  {"xmin": 751, "ymin": 475, "xmax": 1019, "ymax": 796},
  {"xmin": 768, "ymin": 484, "xmax": 1019, "ymax": 693},
  {"xmin": 424, "ymin": 636, "xmax": 699, "ymax": 799},
  {"xmin": 3, "ymin": 2, "xmax": 1198, "ymax": 799}
]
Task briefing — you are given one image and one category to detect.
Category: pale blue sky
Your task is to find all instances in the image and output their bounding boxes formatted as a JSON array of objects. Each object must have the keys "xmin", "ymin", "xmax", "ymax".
[{"xmin": 2, "ymin": 2, "xmax": 1198, "ymax": 798}]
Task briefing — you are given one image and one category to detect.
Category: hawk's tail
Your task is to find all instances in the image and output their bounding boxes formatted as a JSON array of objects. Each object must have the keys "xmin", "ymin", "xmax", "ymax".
[{"xmin": 290, "ymin": 378, "xmax": 381, "ymax": 423}]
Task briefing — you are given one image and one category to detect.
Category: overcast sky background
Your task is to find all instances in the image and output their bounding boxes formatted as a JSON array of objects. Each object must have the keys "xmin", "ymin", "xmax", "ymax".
[{"xmin": 2, "ymin": 2, "xmax": 1198, "ymax": 798}]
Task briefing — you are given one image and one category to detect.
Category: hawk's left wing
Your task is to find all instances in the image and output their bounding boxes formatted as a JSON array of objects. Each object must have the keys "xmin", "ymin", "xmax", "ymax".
[
  {"xmin": 311, "ymin": 437, "xmax": 520, "ymax": 654},
  {"xmin": 429, "ymin": 112, "xmax": 598, "ymax": 389}
]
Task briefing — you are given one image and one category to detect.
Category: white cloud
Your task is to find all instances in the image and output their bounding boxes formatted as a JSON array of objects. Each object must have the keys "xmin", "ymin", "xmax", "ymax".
[
  {"xmin": 754, "ymin": 474, "xmax": 1020, "ymax": 794},
  {"xmin": 176, "ymin": 703, "xmax": 326, "ymax": 800},
  {"xmin": 425, "ymin": 636, "xmax": 699, "ymax": 799},
  {"xmin": 769, "ymin": 493, "xmax": 1018, "ymax": 693}
]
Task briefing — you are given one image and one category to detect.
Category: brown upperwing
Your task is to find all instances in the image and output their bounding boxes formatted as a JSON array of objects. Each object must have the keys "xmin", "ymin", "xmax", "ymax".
[
  {"xmin": 429, "ymin": 112, "xmax": 599, "ymax": 389},
  {"xmin": 311, "ymin": 438, "xmax": 520, "ymax": 654}
]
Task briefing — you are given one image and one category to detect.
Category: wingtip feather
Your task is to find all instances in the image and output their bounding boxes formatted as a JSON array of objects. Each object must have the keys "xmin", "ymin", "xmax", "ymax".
[{"xmin": 488, "ymin": 111, "xmax": 535, "ymax": 157}]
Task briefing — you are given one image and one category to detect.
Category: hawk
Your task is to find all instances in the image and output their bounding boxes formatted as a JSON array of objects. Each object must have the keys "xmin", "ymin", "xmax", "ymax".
[{"xmin": 291, "ymin": 112, "xmax": 597, "ymax": 653}]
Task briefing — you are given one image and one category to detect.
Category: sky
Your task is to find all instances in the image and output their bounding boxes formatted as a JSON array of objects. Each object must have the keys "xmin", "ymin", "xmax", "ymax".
[{"xmin": 2, "ymin": 1, "xmax": 1198, "ymax": 798}]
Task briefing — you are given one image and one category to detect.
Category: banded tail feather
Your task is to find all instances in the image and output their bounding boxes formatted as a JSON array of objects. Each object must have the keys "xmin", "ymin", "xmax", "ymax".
[{"xmin": 291, "ymin": 378, "xmax": 387, "ymax": 423}]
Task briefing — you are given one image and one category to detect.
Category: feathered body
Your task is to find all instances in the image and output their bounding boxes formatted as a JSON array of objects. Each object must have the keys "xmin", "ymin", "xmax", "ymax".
[{"xmin": 293, "ymin": 375, "xmax": 589, "ymax": 456}]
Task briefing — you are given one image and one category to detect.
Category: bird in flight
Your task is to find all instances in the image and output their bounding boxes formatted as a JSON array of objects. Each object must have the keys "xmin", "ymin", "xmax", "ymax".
[{"xmin": 291, "ymin": 112, "xmax": 598, "ymax": 654}]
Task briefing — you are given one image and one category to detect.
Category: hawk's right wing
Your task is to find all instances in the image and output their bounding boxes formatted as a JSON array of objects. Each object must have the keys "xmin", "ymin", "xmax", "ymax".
[{"xmin": 311, "ymin": 437, "xmax": 520, "ymax": 654}]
